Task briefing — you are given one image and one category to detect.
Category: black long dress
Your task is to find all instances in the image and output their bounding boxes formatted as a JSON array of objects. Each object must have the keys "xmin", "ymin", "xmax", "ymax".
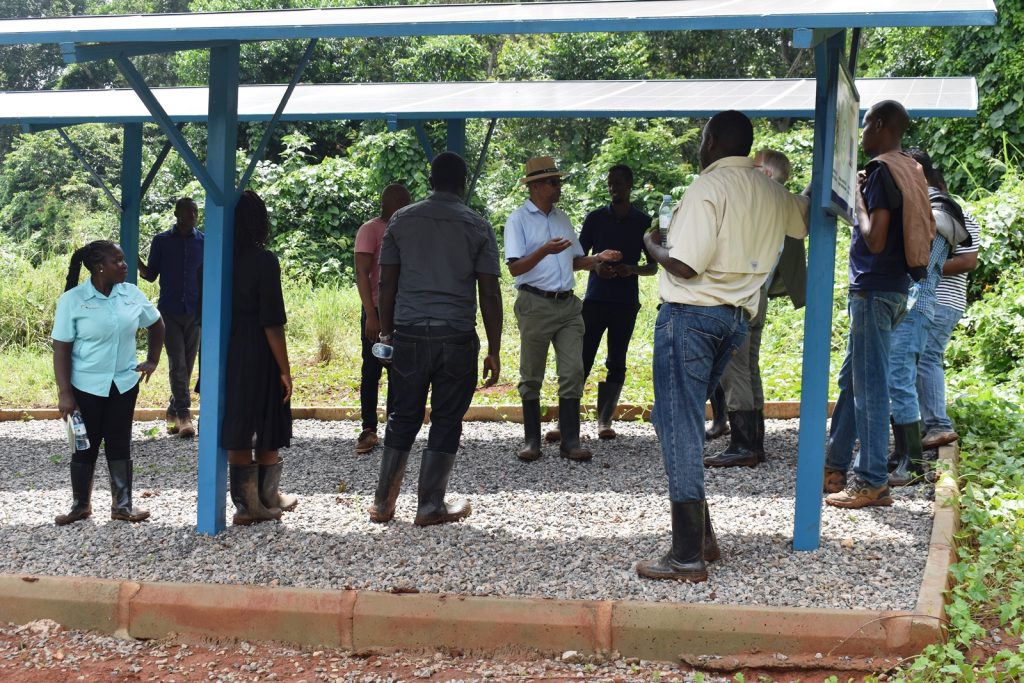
[{"xmin": 221, "ymin": 247, "xmax": 292, "ymax": 450}]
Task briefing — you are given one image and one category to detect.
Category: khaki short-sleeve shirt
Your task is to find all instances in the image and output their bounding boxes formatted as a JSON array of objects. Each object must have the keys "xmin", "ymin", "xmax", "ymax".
[{"xmin": 659, "ymin": 156, "xmax": 809, "ymax": 317}]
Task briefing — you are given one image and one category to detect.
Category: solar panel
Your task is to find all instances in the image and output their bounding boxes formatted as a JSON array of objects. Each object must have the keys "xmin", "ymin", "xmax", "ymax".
[
  {"xmin": 0, "ymin": 0, "xmax": 996, "ymax": 46},
  {"xmin": 0, "ymin": 79, "xmax": 978, "ymax": 127}
]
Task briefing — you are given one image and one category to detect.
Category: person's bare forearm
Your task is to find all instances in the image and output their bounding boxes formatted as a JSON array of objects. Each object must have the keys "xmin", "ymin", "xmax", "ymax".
[
  {"xmin": 477, "ymin": 274, "xmax": 503, "ymax": 356},
  {"xmin": 507, "ymin": 248, "xmax": 546, "ymax": 277},
  {"xmin": 942, "ymin": 250, "xmax": 978, "ymax": 276},
  {"xmin": 377, "ymin": 264, "xmax": 399, "ymax": 337},
  {"xmin": 264, "ymin": 326, "xmax": 290, "ymax": 375},
  {"xmin": 53, "ymin": 341, "xmax": 73, "ymax": 397},
  {"xmin": 644, "ymin": 233, "xmax": 696, "ymax": 279},
  {"xmin": 146, "ymin": 319, "xmax": 165, "ymax": 364},
  {"xmin": 354, "ymin": 253, "xmax": 377, "ymax": 317}
]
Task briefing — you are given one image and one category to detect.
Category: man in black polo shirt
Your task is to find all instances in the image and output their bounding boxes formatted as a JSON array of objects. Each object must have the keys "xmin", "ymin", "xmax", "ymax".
[
  {"xmin": 579, "ymin": 164, "xmax": 656, "ymax": 438},
  {"xmin": 139, "ymin": 197, "xmax": 203, "ymax": 438}
]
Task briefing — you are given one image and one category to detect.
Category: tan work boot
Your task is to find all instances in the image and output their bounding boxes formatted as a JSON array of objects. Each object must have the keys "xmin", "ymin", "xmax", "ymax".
[
  {"xmin": 823, "ymin": 468, "xmax": 847, "ymax": 494},
  {"xmin": 355, "ymin": 429, "xmax": 379, "ymax": 454},
  {"xmin": 177, "ymin": 414, "xmax": 196, "ymax": 438},
  {"xmin": 825, "ymin": 474, "xmax": 893, "ymax": 509}
]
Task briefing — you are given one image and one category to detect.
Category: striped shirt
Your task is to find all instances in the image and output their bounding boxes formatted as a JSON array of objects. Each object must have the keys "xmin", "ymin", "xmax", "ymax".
[{"xmin": 934, "ymin": 212, "xmax": 980, "ymax": 312}]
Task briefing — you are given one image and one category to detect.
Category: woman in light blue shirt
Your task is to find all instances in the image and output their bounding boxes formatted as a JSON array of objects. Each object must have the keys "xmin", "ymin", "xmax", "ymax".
[{"xmin": 52, "ymin": 240, "xmax": 165, "ymax": 526}]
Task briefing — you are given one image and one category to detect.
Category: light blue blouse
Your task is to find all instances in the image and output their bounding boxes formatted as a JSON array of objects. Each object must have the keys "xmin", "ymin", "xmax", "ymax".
[{"xmin": 51, "ymin": 280, "xmax": 161, "ymax": 397}]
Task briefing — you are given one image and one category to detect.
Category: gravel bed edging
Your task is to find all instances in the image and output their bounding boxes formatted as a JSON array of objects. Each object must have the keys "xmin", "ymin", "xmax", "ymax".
[{"xmin": 0, "ymin": 441, "xmax": 959, "ymax": 667}]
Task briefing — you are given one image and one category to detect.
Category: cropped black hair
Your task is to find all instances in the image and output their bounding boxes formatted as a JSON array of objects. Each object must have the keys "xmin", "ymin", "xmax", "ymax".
[
  {"xmin": 608, "ymin": 164, "xmax": 634, "ymax": 185},
  {"xmin": 64, "ymin": 239, "xmax": 119, "ymax": 292}
]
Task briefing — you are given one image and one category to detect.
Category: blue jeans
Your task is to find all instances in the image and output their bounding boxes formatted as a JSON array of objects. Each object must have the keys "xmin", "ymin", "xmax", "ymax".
[
  {"xmin": 888, "ymin": 306, "xmax": 930, "ymax": 425},
  {"xmin": 917, "ymin": 304, "xmax": 962, "ymax": 432},
  {"xmin": 383, "ymin": 325, "xmax": 479, "ymax": 454},
  {"xmin": 652, "ymin": 304, "xmax": 748, "ymax": 502},
  {"xmin": 826, "ymin": 290, "xmax": 906, "ymax": 487}
]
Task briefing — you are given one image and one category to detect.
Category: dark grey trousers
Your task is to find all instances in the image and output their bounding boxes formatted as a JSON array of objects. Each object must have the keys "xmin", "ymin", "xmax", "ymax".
[{"xmin": 163, "ymin": 311, "xmax": 201, "ymax": 416}]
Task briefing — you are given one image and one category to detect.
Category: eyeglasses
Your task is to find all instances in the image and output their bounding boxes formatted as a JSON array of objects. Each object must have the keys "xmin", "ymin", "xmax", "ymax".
[{"xmin": 545, "ymin": 178, "xmax": 562, "ymax": 187}]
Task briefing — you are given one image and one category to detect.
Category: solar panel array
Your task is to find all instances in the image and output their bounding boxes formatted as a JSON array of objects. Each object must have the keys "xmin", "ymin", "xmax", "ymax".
[{"xmin": 0, "ymin": 78, "xmax": 978, "ymax": 127}]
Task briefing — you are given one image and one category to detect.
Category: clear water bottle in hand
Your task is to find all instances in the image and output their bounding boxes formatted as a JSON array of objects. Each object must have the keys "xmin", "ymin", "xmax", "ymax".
[
  {"xmin": 658, "ymin": 194, "xmax": 673, "ymax": 246},
  {"xmin": 70, "ymin": 410, "xmax": 90, "ymax": 451}
]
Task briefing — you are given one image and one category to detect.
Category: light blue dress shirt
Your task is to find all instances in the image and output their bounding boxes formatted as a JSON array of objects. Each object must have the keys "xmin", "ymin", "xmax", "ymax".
[
  {"xmin": 504, "ymin": 199, "xmax": 584, "ymax": 292},
  {"xmin": 52, "ymin": 280, "xmax": 161, "ymax": 397}
]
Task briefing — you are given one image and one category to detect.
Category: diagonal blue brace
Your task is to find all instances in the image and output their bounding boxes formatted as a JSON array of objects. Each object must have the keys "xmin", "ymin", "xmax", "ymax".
[
  {"xmin": 114, "ymin": 54, "xmax": 221, "ymax": 203},
  {"xmin": 792, "ymin": 30, "xmax": 846, "ymax": 551},
  {"xmin": 120, "ymin": 123, "xmax": 143, "ymax": 284},
  {"xmin": 196, "ymin": 43, "xmax": 241, "ymax": 536},
  {"xmin": 238, "ymin": 38, "xmax": 318, "ymax": 193},
  {"xmin": 56, "ymin": 127, "xmax": 122, "ymax": 214},
  {"xmin": 141, "ymin": 123, "xmax": 186, "ymax": 202},
  {"xmin": 467, "ymin": 117, "xmax": 497, "ymax": 203},
  {"xmin": 413, "ymin": 121, "xmax": 433, "ymax": 161}
]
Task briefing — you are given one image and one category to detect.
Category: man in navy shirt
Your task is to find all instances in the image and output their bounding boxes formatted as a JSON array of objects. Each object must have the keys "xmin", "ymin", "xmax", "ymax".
[
  {"xmin": 824, "ymin": 101, "xmax": 928, "ymax": 509},
  {"xmin": 139, "ymin": 197, "xmax": 204, "ymax": 437},
  {"xmin": 578, "ymin": 164, "xmax": 656, "ymax": 439}
]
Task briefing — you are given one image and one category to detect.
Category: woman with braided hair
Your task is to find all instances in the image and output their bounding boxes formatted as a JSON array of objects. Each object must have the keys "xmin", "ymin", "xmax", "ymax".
[{"xmin": 51, "ymin": 239, "xmax": 165, "ymax": 525}]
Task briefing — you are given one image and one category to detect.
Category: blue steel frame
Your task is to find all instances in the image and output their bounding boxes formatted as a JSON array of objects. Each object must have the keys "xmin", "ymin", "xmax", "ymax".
[
  {"xmin": 120, "ymin": 122, "xmax": 143, "ymax": 284},
  {"xmin": 793, "ymin": 31, "xmax": 847, "ymax": 550}
]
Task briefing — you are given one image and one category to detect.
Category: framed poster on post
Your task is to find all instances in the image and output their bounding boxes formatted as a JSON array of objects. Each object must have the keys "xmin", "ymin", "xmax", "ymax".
[{"xmin": 828, "ymin": 63, "xmax": 860, "ymax": 224}]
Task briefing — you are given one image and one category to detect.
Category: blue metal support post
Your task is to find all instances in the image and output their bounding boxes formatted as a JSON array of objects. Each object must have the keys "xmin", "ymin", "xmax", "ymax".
[
  {"xmin": 792, "ymin": 31, "xmax": 845, "ymax": 550},
  {"xmin": 446, "ymin": 118, "xmax": 466, "ymax": 157},
  {"xmin": 120, "ymin": 123, "xmax": 143, "ymax": 284},
  {"xmin": 197, "ymin": 43, "xmax": 241, "ymax": 535}
]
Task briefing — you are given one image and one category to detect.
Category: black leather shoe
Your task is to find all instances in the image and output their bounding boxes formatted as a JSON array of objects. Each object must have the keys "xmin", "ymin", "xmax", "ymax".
[{"xmin": 704, "ymin": 410, "xmax": 759, "ymax": 468}]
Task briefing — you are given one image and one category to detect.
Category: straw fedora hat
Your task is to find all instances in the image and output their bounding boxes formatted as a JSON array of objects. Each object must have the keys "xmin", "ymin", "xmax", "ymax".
[{"xmin": 519, "ymin": 156, "xmax": 565, "ymax": 185}]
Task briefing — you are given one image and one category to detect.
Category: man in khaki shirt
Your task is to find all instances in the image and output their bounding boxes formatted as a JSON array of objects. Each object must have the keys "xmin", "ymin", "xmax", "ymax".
[{"xmin": 637, "ymin": 110, "xmax": 808, "ymax": 583}]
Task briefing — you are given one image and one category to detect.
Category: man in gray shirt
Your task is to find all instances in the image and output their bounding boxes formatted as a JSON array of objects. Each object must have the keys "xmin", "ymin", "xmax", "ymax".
[{"xmin": 367, "ymin": 152, "xmax": 503, "ymax": 527}]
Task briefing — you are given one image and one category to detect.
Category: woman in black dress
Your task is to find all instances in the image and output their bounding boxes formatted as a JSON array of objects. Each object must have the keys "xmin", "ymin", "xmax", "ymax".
[{"xmin": 222, "ymin": 190, "xmax": 297, "ymax": 525}]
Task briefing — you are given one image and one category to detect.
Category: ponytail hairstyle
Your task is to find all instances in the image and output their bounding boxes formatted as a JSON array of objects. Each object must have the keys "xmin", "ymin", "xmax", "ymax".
[
  {"xmin": 65, "ymin": 239, "xmax": 119, "ymax": 292},
  {"xmin": 234, "ymin": 190, "xmax": 271, "ymax": 254}
]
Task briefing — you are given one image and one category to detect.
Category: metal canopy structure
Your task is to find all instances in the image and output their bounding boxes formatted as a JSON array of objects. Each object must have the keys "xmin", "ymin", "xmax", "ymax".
[
  {"xmin": 0, "ymin": 0, "xmax": 997, "ymax": 47},
  {"xmin": 0, "ymin": 0, "xmax": 997, "ymax": 546},
  {"xmin": 0, "ymin": 78, "xmax": 979, "ymax": 126}
]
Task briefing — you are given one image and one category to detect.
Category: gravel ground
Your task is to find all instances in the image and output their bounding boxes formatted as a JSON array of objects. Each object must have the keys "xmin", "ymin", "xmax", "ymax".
[{"xmin": 0, "ymin": 418, "xmax": 935, "ymax": 610}]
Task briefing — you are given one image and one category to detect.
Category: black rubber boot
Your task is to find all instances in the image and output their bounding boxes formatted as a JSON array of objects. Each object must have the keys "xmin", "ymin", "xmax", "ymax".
[
  {"xmin": 704, "ymin": 410, "xmax": 759, "ymax": 468},
  {"xmin": 518, "ymin": 399, "xmax": 543, "ymax": 462},
  {"xmin": 55, "ymin": 461, "xmax": 95, "ymax": 526},
  {"xmin": 368, "ymin": 446, "xmax": 410, "ymax": 523},
  {"xmin": 636, "ymin": 500, "xmax": 708, "ymax": 582},
  {"xmin": 258, "ymin": 461, "xmax": 298, "ymax": 512},
  {"xmin": 704, "ymin": 500, "xmax": 720, "ymax": 563},
  {"xmin": 558, "ymin": 398, "xmax": 592, "ymax": 461},
  {"xmin": 596, "ymin": 382, "xmax": 623, "ymax": 440},
  {"xmin": 230, "ymin": 463, "xmax": 282, "ymax": 525},
  {"xmin": 755, "ymin": 409, "xmax": 766, "ymax": 463},
  {"xmin": 414, "ymin": 449, "xmax": 471, "ymax": 526},
  {"xmin": 889, "ymin": 422, "xmax": 924, "ymax": 487},
  {"xmin": 886, "ymin": 417, "xmax": 906, "ymax": 473},
  {"xmin": 705, "ymin": 384, "xmax": 729, "ymax": 440},
  {"xmin": 108, "ymin": 459, "xmax": 150, "ymax": 522}
]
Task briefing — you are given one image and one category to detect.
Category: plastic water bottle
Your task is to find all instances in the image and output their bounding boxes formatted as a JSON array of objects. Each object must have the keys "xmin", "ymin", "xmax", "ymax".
[
  {"xmin": 372, "ymin": 342, "xmax": 393, "ymax": 361},
  {"xmin": 70, "ymin": 410, "xmax": 90, "ymax": 451},
  {"xmin": 906, "ymin": 282, "xmax": 920, "ymax": 312},
  {"xmin": 658, "ymin": 195, "xmax": 673, "ymax": 246}
]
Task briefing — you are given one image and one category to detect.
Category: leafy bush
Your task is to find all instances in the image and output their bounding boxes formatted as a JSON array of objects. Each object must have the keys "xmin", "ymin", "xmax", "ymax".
[{"xmin": 961, "ymin": 164, "xmax": 1024, "ymax": 301}]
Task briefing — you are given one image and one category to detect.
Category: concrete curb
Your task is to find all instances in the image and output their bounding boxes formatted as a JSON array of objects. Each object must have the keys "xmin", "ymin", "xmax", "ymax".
[
  {"xmin": 0, "ymin": 400, "xmax": 834, "ymax": 423},
  {"xmin": 0, "ymin": 442, "xmax": 959, "ymax": 666}
]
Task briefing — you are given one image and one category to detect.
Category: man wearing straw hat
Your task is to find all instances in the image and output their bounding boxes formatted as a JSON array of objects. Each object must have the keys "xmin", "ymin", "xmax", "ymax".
[{"xmin": 504, "ymin": 155, "xmax": 622, "ymax": 463}]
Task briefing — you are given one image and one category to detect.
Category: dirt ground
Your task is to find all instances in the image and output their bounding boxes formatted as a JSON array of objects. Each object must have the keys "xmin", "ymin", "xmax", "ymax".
[{"xmin": 0, "ymin": 618, "xmax": 918, "ymax": 683}]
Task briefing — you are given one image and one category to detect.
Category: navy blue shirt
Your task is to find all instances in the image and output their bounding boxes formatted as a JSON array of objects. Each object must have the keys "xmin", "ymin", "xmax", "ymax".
[
  {"xmin": 147, "ymin": 226, "xmax": 204, "ymax": 314},
  {"xmin": 579, "ymin": 205, "xmax": 652, "ymax": 305},
  {"xmin": 849, "ymin": 165, "xmax": 908, "ymax": 294}
]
